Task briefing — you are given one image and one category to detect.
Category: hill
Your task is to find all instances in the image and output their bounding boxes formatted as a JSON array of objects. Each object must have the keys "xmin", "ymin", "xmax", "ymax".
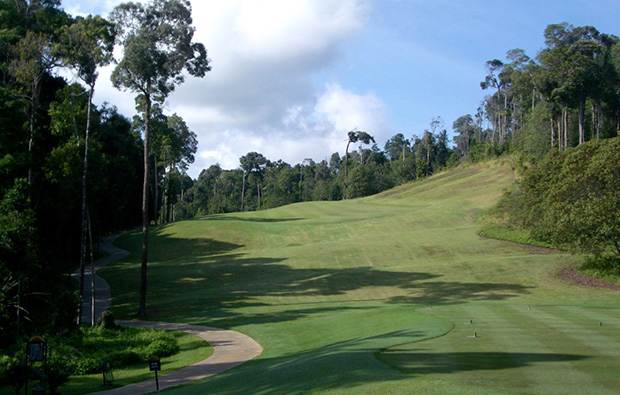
[{"xmin": 101, "ymin": 163, "xmax": 620, "ymax": 394}]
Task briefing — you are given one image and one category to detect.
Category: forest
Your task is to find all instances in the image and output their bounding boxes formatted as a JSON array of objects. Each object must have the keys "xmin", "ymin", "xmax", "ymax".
[{"xmin": 1, "ymin": 0, "xmax": 620, "ymax": 378}]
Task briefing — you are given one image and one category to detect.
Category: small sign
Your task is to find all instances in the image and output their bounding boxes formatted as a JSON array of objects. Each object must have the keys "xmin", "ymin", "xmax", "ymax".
[
  {"xmin": 149, "ymin": 356, "xmax": 161, "ymax": 371},
  {"xmin": 27, "ymin": 336, "xmax": 47, "ymax": 362}
]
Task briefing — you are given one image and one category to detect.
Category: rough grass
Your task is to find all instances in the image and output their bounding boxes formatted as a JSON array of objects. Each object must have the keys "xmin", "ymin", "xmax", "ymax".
[{"xmin": 100, "ymin": 163, "xmax": 620, "ymax": 394}]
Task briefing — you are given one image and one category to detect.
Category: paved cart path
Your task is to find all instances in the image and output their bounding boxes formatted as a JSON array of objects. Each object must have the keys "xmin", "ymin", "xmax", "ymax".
[{"xmin": 72, "ymin": 235, "xmax": 263, "ymax": 394}]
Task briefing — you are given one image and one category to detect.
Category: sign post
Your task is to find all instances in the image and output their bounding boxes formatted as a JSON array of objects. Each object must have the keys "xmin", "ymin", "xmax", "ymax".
[
  {"xmin": 26, "ymin": 336, "xmax": 47, "ymax": 395},
  {"xmin": 149, "ymin": 356, "xmax": 161, "ymax": 391}
]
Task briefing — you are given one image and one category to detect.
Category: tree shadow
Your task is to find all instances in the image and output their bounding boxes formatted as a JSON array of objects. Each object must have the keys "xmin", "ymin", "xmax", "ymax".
[
  {"xmin": 201, "ymin": 215, "xmax": 305, "ymax": 223},
  {"xmin": 106, "ymin": 232, "xmax": 532, "ymax": 326},
  {"xmin": 191, "ymin": 330, "xmax": 588, "ymax": 394},
  {"xmin": 193, "ymin": 330, "xmax": 432, "ymax": 394},
  {"xmin": 389, "ymin": 280, "xmax": 532, "ymax": 306},
  {"xmin": 377, "ymin": 349, "xmax": 588, "ymax": 374}
]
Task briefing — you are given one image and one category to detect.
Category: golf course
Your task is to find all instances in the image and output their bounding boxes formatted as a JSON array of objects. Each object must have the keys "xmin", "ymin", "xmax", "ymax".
[{"xmin": 100, "ymin": 163, "xmax": 620, "ymax": 394}]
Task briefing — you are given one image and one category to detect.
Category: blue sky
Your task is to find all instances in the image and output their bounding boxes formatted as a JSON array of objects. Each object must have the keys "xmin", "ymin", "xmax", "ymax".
[{"xmin": 61, "ymin": 0, "xmax": 620, "ymax": 178}]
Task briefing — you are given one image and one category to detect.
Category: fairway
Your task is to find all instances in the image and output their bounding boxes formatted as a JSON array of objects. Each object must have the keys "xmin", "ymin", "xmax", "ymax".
[{"xmin": 101, "ymin": 164, "xmax": 620, "ymax": 394}]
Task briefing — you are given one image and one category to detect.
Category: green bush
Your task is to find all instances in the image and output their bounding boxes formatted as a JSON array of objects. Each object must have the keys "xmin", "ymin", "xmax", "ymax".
[
  {"xmin": 581, "ymin": 256, "xmax": 620, "ymax": 279},
  {"xmin": 0, "ymin": 352, "xmax": 29, "ymax": 394},
  {"xmin": 143, "ymin": 339, "xmax": 179, "ymax": 359},
  {"xmin": 105, "ymin": 350, "xmax": 142, "ymax": 369},
  {"xmin": 38, "ymin": 357, "xmax": 71, "ymax": 395}
]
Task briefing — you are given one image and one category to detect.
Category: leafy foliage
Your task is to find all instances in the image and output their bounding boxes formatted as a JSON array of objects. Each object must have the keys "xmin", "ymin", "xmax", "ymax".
[{"xmin": 486, "ymin": 137, "xmax": 620, "ymax": 259}]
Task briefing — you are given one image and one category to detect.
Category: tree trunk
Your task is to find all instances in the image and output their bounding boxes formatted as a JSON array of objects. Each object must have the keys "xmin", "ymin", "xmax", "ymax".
[
  {"xmin": 257, "ymin": 183, "xmax": 261, "ymax": 211},
  {"xmin": 78, "ymin": 86, "xmax": 94, "ymax": 325},
  {"xmin": 578, "ymin": 98, "xmax": 585, "ymax": 144},
  {"xmin": 503, "ymin": 90, "xmax": 508, "ymax": 143},
  {"xmin": 551, "ymin": 118, "xmax": 555, "ymax": 148},
  {"xmin": 153, "ymin": 155, "xmax": 158, "ymax": 224},
  {"xmin": 563, "ymin": 109, "xmax": 569, "ymax": 149},
  {"xmin": 138, "ymin": 93, "xmax": 151, "ymax": 318},
  {"xmin": 343, "ymin": 140, "xmax": 351, "ymax": 200},
  {"xmin": 557, "ymin": 117, "xmax": 563, "ymax": 151},
  {"xmin": 240, "ymin": 170, "xmax": 246, "ymax": 211},
  {"xmin": 88, "ymin": 210, "xmax": 95, "ymax": 327},
  {"xmin": 595, "ymin": 101, "xmax": 601, "ymax": 140}
]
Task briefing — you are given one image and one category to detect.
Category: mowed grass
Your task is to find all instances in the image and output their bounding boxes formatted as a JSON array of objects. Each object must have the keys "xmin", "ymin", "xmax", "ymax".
[{"xmin": 100, "ymin": 163, "xmax": 620, "ymax": 394}]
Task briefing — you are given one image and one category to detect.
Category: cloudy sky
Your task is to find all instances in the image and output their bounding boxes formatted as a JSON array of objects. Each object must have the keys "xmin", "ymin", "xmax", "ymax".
[{"xmin": 61, "ymin": 0, "xmax": 620, "ymax": 178}]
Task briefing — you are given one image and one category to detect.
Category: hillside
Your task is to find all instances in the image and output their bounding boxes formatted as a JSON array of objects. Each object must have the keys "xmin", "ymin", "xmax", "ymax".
[{"xmin": 101, "ymin": 163, "xmax": 620, "ymax": 394}]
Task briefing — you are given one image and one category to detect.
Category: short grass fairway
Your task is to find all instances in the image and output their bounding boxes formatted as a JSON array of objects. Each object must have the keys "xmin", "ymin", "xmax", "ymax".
[{"xmin": 100, "ymin": 164, "xmax": 620, "ymax": 394}]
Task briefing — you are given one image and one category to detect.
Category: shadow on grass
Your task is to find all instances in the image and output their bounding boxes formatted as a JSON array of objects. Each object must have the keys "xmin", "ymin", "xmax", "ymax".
[
  {"xmin": 201, "ymin": 215, "xmax": 305, "ymax": 223},
  {"xmin": 181, "ymin": 329, "xmax": 432, "ymax": 394},
  {"xmin": 377, "ymin": 350, "xmax": 588, "ymax": 374},
  {"xmin": 180, "ymin": 331, "xmax": 588, "ymax": 394},
  {"xmin": 106, "ymin": 231, "xmax": 532, "ymax": 326}
]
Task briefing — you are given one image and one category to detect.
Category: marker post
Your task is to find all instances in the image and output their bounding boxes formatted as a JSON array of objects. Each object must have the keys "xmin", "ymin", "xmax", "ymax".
[{"xmin": 149, "ymin": 356, "xmax": 161, "ymax": 391}]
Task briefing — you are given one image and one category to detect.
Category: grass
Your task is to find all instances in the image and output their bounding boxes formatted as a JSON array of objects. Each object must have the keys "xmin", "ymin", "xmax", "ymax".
[{"xmin": 98, "ymin": 162, "xmax": 620, "ymax": 394}]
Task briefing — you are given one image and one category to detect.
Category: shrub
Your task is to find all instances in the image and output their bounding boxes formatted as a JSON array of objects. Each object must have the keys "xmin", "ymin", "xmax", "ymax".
[
  {"xmin": 0, "ymin": 353, "xmax": 30, "ymax": 394},
  {"xmin": 581, "ymin": 256, "xmax": 620, "ymax": 279},
  {"xmin": 105, "ymin": 350, "xmax": 142, "ymax": 369},
  {"xmin": 96, "ymin": 311, "xmax": 117, "ymax": 329},
  {"xmin": 143, "ymin": 339, "xmax": 179, "ymax": 359}
]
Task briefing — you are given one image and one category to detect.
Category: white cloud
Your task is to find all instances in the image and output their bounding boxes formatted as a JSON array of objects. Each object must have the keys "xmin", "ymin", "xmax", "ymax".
[
  {"xmin": 315, "ymin": 83, "xmax": 389, "ymax": 143},
  {"xmin": 164, "ymin": 0, "xmax": 378, "ymax": 176},
  {"xmin": 65, "ymin": 0, "xmax": 383, "ymax": 178},
  {"xmin": 190, "ymin": 82, "xmax": 389, "ymax": 174}
]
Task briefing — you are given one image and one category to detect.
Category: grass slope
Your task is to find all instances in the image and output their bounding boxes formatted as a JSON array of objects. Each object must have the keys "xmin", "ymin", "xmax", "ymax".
[{"xmin": 100, "ymin": 164, "xmax": 620, "ymax": 394}]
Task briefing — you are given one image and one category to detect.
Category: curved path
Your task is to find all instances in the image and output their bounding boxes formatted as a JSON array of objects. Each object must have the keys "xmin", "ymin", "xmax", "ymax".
[{"xmin": 73, "ymin": 235, "xmax": 263, "ymax": 394}]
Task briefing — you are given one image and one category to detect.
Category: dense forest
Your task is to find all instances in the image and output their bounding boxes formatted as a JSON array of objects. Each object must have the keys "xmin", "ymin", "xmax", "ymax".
[{"xmin": 1, "ymin": 0, "xmax": 620, "ymax": 357}]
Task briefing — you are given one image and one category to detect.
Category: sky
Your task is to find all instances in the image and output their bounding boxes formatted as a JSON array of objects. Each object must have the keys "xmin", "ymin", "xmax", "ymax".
[{"xmin": 60, "ymin": 0, "xmax": 620, "ymax": 179}]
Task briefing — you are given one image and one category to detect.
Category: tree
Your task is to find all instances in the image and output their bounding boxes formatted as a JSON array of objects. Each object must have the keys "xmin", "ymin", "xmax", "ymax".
[
  {"xmin": 158, "ymin": 113, "xmax": 197, "ymax": 222},
  {"xmin": 538, "ymin": 24, "xmax": 619, "ymax": 146},
  {"xmin": 110, "ymin": 0, "xmax": 210, "ymax": 317},
  {"xmin": 343, "ymin": 130, "xmax": 374, "ymax": 199},
  {"xmin": 384, "ymin": 133, "xmax": 410, "ymax": 162},
  {"xmin": 57, "ymin": 14, "xmax": 115, "ymax": 325},
  {"xmin": 481, "ymin": 59, "xmax": 508, "ymax": 143},
  {"xmin": 520, "ymin": 137, "xmax": 620, "ymax": 258},
  {"xmin": 239, "ymin": 152, "xmax": 268, "ymax": 211},
  {"xmin": 452, "ymin": 115, "xmax": 475, "ymax": 156}
]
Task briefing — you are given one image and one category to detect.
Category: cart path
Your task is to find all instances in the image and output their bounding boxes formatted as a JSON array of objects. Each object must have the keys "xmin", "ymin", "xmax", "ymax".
[
  {"xmin": 93, "ymin": 320, "xmax": 263, "ymax": 394},
  {"xmin": 74, "ymin": 235, "xmax": 263, "ymax": 394},
  {"xmin": 72, "ymin": 233, "xmax": 129, "ymax": 325}
]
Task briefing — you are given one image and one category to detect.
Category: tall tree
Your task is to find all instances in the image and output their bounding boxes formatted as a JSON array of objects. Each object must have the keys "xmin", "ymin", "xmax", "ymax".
[
  {"xmin": 538, "ymin": 24, "xmax": 619, "ymax": 146},
  {"xmin": 384, "ymin": 133, "xmax": 410, "ymax": 162},
  {"xmin": 452, "ymin": 114, "xmax": 475, "ymax": 156},
  {"xmin": 239, "ymin": 152, "xmax": 268, "ymax": 211},
  {"xmin": 343, "ymin": 130, "xmax": 374, "ymax": 200},
  {"xmin": 110, "ymin": 0, "xmax": 210, "ymax": 317},
  {"xmin": 481, "ymin": 59, "xmax": 509, "ymax": 143},
  {"xmin": 57, "ymin": 14, "xmax": 114, "ymax": 325}
]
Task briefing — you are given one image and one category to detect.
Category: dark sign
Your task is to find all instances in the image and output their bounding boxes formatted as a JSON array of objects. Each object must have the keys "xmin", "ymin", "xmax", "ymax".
[
  {"xmin": 27, "ymin": 336, "xmax": 47, "ymax": 362},
  {"xmin": 149, "ymin": 356, "xmax": 161, "ymax": 371}
]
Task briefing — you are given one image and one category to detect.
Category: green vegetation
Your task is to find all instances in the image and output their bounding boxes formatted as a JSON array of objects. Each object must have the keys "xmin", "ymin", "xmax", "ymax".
[
  {"xmin": 97, "ymin": 164, "xmax": 620, "ymax": 394},
  {"xmin": 481, "ymin": 137, "xmax": 620, "ymax": 280},
  {"xmin": 1, "ymin": 2, "xmax": 619, "ymax": 393},
  {"xmin": 56, "ymin": 329, "xmax": 211, "ymax": 395},
  {"xmin": 0, "ymin": 325, "xmax": 212, "ymax": 395}
]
